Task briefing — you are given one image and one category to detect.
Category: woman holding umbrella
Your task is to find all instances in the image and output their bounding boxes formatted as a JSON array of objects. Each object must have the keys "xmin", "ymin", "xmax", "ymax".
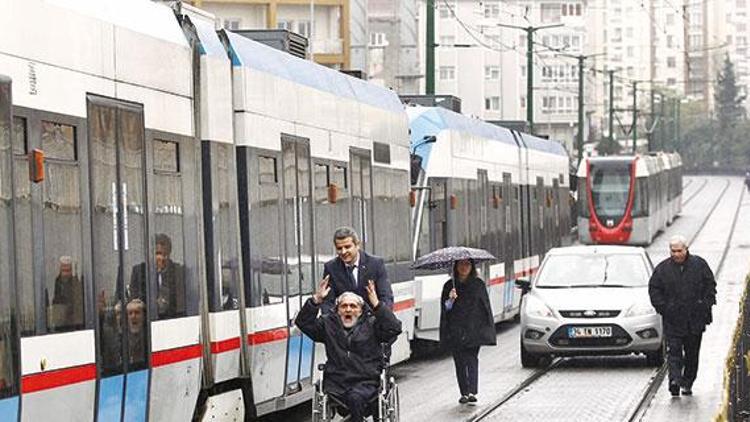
[{"xmin": 439, "ymin": 258, "xmax": 496, "ymax": 405}]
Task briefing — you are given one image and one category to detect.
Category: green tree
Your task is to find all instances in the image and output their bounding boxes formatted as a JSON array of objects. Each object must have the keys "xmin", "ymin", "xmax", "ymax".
[
  {"xmin": 595, "ymin": 137, "xmax": 622, "ymax": 156},
  {"xmin": 714, "ymin": 54, "xmax": 746, "ymax": 133}
]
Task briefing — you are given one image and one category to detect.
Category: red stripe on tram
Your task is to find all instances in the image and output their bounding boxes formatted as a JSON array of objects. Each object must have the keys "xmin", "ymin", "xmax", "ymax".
[
  {"xmin": 488, "ymin": 276, "xmax": 506, "ymax": 286},
  {"xmin": 22, "ymin": 363, "xmax": 97, "ymax": 394},
  {"xmin": 393, "ymin": 299, "xmax": 415, "ymax": 312},
  {"xmin": 248, "ymin": 327, "xmax": 288, "ymax": 346},
  {"xmin": 152, "ymin": 344, "xmax": 203, "ymax": 368},
  {"xmin": 210, "ymin": 337, "xmax": 241, "ymax": 354}
]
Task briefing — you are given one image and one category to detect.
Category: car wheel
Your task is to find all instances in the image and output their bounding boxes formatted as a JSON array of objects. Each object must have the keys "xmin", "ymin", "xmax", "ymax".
[
  {"xmin": 520, "ymin": 339, "xmax": 541, "ymax": 368},
  {"xmin": 645, "ymin": 341, "xmax": 665, "ymax": 367}
]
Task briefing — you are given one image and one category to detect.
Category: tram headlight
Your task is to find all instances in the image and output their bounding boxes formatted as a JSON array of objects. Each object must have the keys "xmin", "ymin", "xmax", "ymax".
[
  {"xmin": 625, "ymin": 302, "xmax": 656, "ymax": 317},
  {"xmin": 524, "ymin": 296, "xmax": 556, "ymax": 319}
]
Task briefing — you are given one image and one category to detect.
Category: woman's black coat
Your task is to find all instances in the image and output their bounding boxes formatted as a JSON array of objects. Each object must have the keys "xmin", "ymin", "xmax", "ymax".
[{"xmin": 439, "ymin": 276, "xmax": 497, "ymax": 351}]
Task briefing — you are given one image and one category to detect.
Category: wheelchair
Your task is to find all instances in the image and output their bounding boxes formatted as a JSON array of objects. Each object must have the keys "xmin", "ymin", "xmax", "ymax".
[{"xmin": 311, "ymin": 344, "xmax": 400, "ymax": 422}]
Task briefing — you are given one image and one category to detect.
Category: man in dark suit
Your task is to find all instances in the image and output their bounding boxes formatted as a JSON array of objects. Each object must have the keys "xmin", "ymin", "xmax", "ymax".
[
  {"xmin": 649, "ymin": 234, "xmax": 716, "ymax": 397},
  {"xmin": 129, "ymin": 233, "xmax": 186, "ymax": 319},
  {"xmin": 321, "ymin": 227, "xmax": 393, "ymax": 314}
]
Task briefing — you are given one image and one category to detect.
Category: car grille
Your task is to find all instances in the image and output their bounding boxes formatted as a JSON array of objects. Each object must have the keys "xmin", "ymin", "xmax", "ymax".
[
  {"xmin": 559, "ymin": 310, "xmax": 621, "ymax": 318},
  {"xmin": 549, "ymin": 324, "xmax": 632, "ymax": 348}
]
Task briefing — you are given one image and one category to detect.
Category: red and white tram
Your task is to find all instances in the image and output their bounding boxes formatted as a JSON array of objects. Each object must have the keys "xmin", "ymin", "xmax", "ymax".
[{"xmin": 576, "ymin": 153, "xmax": 682, "ymax": 245}]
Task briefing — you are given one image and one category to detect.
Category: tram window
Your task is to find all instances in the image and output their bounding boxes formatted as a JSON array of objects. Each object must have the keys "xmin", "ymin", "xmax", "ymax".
[
  {"xmin": 392, "ymin": 170, "xmax": 411, "ymax": 266},
  {"xmin": 332, "ymin": 165, "xmax": 347, "ymax": 189},
  {"xmin": 154, "ymin": 139, "xmax": 179, "ymax": 173},
  {"xmin": 212, "ymin": 143, "xmax": 240, "ymax": 311},
  {"xmin": 372, "ymin": 166, "xmax": 394, "ymax": 265},
  {"xmin": 314, "ymin": 163, "xmax": 329, "ymax": 191},
  {"xmin": 13, "ymin": 116, "xmax": 26, "ymax": 155},
  {"xmin": 11, "ymin": 116, "xmax": 34, "ymax": 335},
  {"xmin": 44, "ymin": 122, "xmax": 84, "ymax": 332},
  {"xmin": 150, "ymin": 140, "xmax": 186, "ymax": 320},
  {"xmin": 1, "ymin": 83, "xmax": 19, "ymax": 396},
  {"xmin": 259, "ymin": 156, "xmax": 278, "ymax": 185},
  {"xmin": 41, "ymin": 120, "xmax": 76, "ymax": 161}
]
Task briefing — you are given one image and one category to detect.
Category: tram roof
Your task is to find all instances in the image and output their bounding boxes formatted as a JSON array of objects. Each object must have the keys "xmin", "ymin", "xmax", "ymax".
[
  {"xmin": 47, "ymin": 0, "xmax": 188, "ymax": 47},
  {"xmin": 223, "ymin": 31, "xmax": 404, "ymax": 114},
  {"xmin": 406, "ymin": 106, "xmax": 567, "ymax": 156}
]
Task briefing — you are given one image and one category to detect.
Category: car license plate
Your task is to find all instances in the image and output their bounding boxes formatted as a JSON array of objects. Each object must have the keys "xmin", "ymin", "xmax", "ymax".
[{"xmin": 568, "ymin": 326, "xmax": 612, "ymax": 338}]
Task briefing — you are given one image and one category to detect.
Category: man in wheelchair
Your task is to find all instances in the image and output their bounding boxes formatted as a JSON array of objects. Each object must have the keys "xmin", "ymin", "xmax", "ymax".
[{"xmin": 296, "ymin": 275, "xmax": 402, "ymax": 421}]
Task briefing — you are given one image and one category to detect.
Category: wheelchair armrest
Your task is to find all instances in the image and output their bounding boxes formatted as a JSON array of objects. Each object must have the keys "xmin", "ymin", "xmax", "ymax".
[{"xmin": 318, "ymin": 363, "xmax": 326, "ymax": 371}]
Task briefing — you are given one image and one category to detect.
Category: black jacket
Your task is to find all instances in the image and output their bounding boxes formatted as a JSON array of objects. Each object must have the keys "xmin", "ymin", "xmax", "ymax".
[
  {"xmin": 439, "ymin": 277, "xmax": 497, "ymax": 351},
  {"xmin": 295, "ymin": 298, "xmax": 402, "ymax": 397},
  {"xmin": 648, "ymin": 253, "xmax": 716, "ymax": 337},
  {"xmin": 322, "ymin": 251, "xmax": 393, "ymax": 313},
  {"xmin": 130, "ymin": 260, "xmax": 186, "ymax": 319}
]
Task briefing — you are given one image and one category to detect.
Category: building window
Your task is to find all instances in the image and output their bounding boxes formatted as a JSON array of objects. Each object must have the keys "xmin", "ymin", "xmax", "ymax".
[
  {"xmin": 277, "ymin": 20, "xmax": 292, "ymax": 30},
  {"xmin": 439, "ymin": 35, "xmax": 455, "ymax": 46},
  {"xmin": 541, "ymin": 3, "xmax": 562, "ymax": 22},
  {"xmin": 485, "ymin": 96, "xmax": 500, "ymax": 111},
  {"xmin": 439, "ymin": 4, "xmax": 452, "ymax": 18},
  {"xmin": 223, "ymin": 18, "xmax": 240, "ymax": 30},
  {"xmin": 571, "ymin": 35, "xmax": 581, "ymax": 48},
  {"xmin": 484, "ymin": 2, "xmax": 500, "ymax": 18},
  {"xmin": 297, "ymin": 20, "xmax": 311, "ymax": 38},
  {"xmin": 485, "ymin": 66, "xmax": 500, "ymax": 80},
  {"xmin": 667, "ymin": 35, "xmax": 674, "ymax": 48},
  {"xmin": 520, "ymin": 96, "xmax": 526, "ymax": 108},
  {"xmin": 667, "ymin": 57, "xmax": 676, "ymax": 68},
  {"xmin": 439, "ymin": 66, "xmax": 456, "ymax": 80},
  {"xmin": 370, "ymin": 32, "xmax": 387, "ymax": 47},
  {"xmin": 627, "ymin": 46, "xmax": 634, "ymax": 57},
  {"xmin": 667, "ymin": 78, "xmax": 677, "ymax": 86},
  {"xmin": 667, "ymin": 13, "xmax": 675, "ymax": 24}
]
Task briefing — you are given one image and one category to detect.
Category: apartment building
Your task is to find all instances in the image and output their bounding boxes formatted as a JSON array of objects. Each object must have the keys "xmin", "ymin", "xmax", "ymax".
[{"xmin": 190, "ymin": 0, "xmax": 351, "ymax": 68}]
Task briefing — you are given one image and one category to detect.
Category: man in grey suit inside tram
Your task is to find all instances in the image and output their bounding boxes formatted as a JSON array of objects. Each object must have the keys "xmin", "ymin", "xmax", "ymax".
[{"xmin": 321, "ymin": 227, "xmax": 394, "ymax": 315}]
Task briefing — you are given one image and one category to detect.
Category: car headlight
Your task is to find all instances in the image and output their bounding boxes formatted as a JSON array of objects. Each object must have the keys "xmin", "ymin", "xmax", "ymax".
[
  {"xmin": 524, "ymin": 296, "xmax": 556, "ymax": 319},
  {"xmin": 625, "ymin": 301, "xmax": 657, "ymax": 317}
]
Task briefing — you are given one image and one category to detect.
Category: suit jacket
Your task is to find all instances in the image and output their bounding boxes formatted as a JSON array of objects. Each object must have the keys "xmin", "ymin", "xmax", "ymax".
[
  {"xmin": 129, "ymin": 260, "xmax": 186, "ymax": 319},
  {"xmin": 322, "ymin": 251, "xmax": 393, "ymax": 313}
]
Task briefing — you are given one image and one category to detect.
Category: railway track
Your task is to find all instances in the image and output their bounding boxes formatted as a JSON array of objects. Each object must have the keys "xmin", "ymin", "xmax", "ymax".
[
  {"xmin": 469, "ymin": 178, "xmax": 739, "ymax": 422},
  {"xmin": 682, "ymin": 178, "xmax": 708, "ymax": 206}
]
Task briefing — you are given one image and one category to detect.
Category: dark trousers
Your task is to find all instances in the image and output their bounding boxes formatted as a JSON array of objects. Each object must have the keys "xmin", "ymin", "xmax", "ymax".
[
  {"xmin": 452, "ymin": 347, "xmax": 480, "ymax": 396},
  {"xmin": 338, "ymin": 383, "xmax": 378, "ymax": 422},
  {"xmin": 666, "ymin": 333, "xmax": 703, "ymax": 388}
]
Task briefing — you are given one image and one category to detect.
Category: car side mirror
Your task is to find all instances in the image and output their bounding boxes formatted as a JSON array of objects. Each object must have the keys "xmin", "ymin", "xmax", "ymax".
[{"xmin": 515, "ymin": 278, "xmax": 531, "ymax": 294}]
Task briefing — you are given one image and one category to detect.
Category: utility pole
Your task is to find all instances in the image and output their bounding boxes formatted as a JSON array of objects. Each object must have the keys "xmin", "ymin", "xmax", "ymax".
[
  {"xmin": 675, "ymin": 99, "xmax": 681, "ymax": 152},
  {"xmin": 648, "ymin": 88, "xmax": 656, "ymax": 152},
  {"xmin": 426, "ymin": 0, "xmax": 435, "ymax": 94},
  {"xmin": 632, "ymin": 81, "xmax": 638, "ymax": 153},
  {"xmin": 608, "ymin": 70, "xmax": 615, "ymax": 146},
  {"xmin": 659, "ymin": 93, "xmax": 666, "ymax": 151},
  {"xmin": 561, "ymin": 52, "xmax": 604, "ymax": 165},
  {"xmin": 497, "ymin": 23, "xmax": 563, "ymax": 134}
]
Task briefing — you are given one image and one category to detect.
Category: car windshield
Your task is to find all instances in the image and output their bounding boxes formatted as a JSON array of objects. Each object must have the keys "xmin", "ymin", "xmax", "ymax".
[{"xmin": 535, "ymin": 253, "xmax": 649, "ymax": 288}]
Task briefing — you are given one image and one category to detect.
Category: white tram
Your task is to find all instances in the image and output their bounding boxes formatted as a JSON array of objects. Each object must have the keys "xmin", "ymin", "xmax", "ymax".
[
  {"xmin": 0, "ymin": 0, "xmax": 413, "ymax": 420},
  {"xmin": 407, "ymin": 106, "xmax": 571, "ymax": 342}
]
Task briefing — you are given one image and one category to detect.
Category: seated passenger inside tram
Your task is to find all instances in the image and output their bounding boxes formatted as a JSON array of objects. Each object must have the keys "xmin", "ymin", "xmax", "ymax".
[
  {"xmin": 129, "ymin": 233, "xmax": 185, "ymax": 319},
  {"xmin": 51, "ymin": 255, "xmax": 84, "ymax": 330}
]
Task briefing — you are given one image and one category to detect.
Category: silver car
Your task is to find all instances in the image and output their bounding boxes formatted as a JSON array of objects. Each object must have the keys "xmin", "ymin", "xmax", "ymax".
[{"xmin": 517, "ymin": 245, "xmax": 664, "ymax": 367}]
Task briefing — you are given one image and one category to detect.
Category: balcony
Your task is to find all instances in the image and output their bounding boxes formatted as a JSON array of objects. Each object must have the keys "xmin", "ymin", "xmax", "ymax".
[{"xmin": 313, "ymin": 38, "xmax": 343, "ymax": 55}]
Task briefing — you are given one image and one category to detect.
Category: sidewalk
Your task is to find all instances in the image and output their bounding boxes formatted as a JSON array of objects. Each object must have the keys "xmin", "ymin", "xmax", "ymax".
[{"xmin": 642, "ymin": 182, "xmax": 750, "ymax": 421}]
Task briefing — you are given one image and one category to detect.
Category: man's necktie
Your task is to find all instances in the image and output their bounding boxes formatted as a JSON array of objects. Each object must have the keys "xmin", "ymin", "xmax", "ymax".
[{"xmin": 346, "ymin": 265, "xmax": 357, "ymax": 289}]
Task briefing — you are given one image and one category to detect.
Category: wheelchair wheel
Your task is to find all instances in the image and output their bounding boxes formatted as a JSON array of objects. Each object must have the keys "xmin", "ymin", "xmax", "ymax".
[
  {"xmin": 389, "ymin": 383, "xmax": 400, "ymax": 422},
  {"xmin": 311, "ymin": 381, "xmax": 329, "ymax": 422}
]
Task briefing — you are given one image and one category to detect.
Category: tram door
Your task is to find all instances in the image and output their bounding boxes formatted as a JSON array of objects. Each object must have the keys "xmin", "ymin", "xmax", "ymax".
[
  {"xmin": 350, "ymin": 150, "xmax": 374, "ymax": 251},
  {"xmin": 503, "ymin": 174, "xmax": 516, "ymax": 313},
  {"xmin": 0, "ymin": 76, "xmax": 19, "ymax": 420},
  {"xmin": 281, "ymin": 137, "xmax": 315, "ymax": 392},
  {"xmin": 87, "ymin": 96, "xmax": 151, "ymax": 421}
]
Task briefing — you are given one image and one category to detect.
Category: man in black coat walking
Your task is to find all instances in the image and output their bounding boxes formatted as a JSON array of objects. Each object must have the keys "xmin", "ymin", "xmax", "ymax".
[
  {"xmin": 649, "ymin": 234, "xmax": 716, "ymax": 396},
  {"xmin": 296, "ymin": 276, "xmax": 402, "ymax": 421},
  {"xmin": 322, "ymin": 227, "xmax": 393, "ymax": 313}
]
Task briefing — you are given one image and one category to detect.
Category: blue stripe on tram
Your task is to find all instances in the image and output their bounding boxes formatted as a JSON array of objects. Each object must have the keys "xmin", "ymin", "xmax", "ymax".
[
  {"xmin": 299, "ymin": 334, "xmax": 314, "ymax": 379},
  {"xmin": 123, "ymin": 369, "xmax": 149, "ymax": 422},
  {"xmin": 286, "ymin": 334, "xmax": 302, "ymax": 385},
  {"xmin": 0, "ymin": 395, "xmax": 18, "ymax": 422},
  {"xmin": 97, "ymin": 375, "xmax": 124, "ymax": 422}
]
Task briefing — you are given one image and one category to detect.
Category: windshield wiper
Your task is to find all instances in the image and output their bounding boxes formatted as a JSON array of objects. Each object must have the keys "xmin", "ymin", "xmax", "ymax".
[
  {"xmin": 570, "ymin": 284, "xmax": 629, "ymax": 288},
  {"xmin": 535, "ymin": 285, "xmax": 572, "ymax": 289}
]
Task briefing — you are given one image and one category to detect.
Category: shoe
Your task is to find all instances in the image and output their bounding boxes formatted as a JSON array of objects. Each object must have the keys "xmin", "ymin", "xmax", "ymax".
[
  {"xmin": 467, "ymin": 394, "xmax": 478, "ymax": 403},
  {"xmin": 459, "ymin": 395, "xmax": 469, "ymax": 404},
  {"xmin": 682, "ymin": 385, "xmax": 693, "ymax": 396},
  {"xmin": 669, "ymin": 383, "xmax": 680, "ymax": 397}
]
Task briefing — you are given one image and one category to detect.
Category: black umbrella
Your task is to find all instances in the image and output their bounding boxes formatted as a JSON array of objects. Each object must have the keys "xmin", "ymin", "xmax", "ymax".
[{"xmin": 411, "ymin": 246, "xmax": 496, "ymax": 271}]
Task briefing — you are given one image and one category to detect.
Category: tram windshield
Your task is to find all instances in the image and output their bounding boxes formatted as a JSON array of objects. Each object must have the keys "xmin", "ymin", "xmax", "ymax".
[{"xmin": 590, "ymin": 163, "xmax": 631, "ymax": 224}]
